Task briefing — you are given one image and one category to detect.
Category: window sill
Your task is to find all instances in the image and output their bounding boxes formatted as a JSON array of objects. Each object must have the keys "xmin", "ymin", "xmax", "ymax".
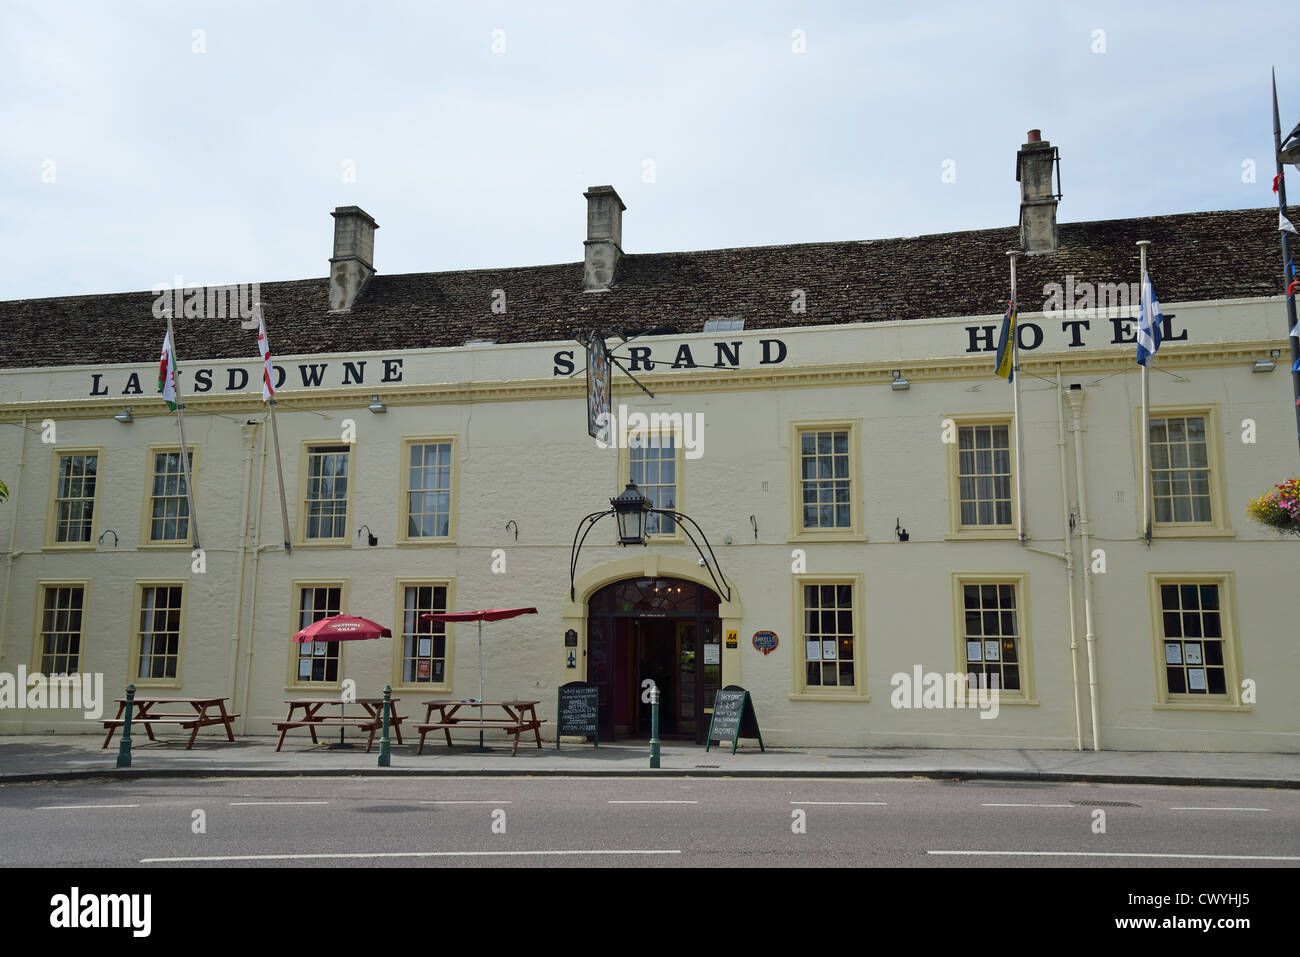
[
  {"xmin": 392, "ymin": 683, "xmax": 451, "ymax": 694},
  {"xmin": 293, "ymin": 540, "xmax": 353, "ymax": 549},
  {"xmin": 394, "ymin": 538, "xmax": 457, "ymax": 547},
  {"xmin": 787, "ymin": 532, "xmax": 868, "ymax": 544},
  {"xmin": 789, "ymin": 692, "xmax": 870, "ymax": 702},
  {"xmin": 137, "ymin": 542, "xmax": 192, "ymax": 550},
  {"xmin": 1153, "ymin": 701, "xmax": 1252, "ymax": 712},
  {"xmin": 129, "ymin": 680, "xmax": 183, "ymax": 690},
  {"xmin": 1149, "ymin": 526, "xmax": 1236, "ymax": 539},
  {"xmin": 41, "ymin": 542, "xmax": 96, "ymax": 551},
  {"xmin": 945, "ymin": 528, "xmax": 1020, "ymax": 541},
  {"xmin": 285, "ymin": 683, "xmax": 344, "ymax": 692}
]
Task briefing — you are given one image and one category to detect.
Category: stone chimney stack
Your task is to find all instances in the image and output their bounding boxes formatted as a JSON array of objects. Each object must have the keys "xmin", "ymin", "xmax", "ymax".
[
  {"xmin": 583, "ymin": 185, "xmax": 625, "ymax": 292},
  {"xmin": 1016, "ymin": 130, "xmax": 1060, "ymax": 254},
  {"xmin": 329, "ymin": 206, "xmax": 379, "ymax": 312}
]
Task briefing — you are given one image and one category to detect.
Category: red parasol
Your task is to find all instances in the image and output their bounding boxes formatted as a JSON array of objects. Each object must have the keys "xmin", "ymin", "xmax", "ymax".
[
  {"xmin": 293, "ymin": 614, "xmax": 392, "ymax": 642},
  {"xmin": 421, "ymin": 607, "xmax": 538, "ymax": 752}
]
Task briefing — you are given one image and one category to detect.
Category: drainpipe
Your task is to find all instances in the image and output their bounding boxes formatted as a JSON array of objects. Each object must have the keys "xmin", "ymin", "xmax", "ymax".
[
  {"xmin": 0, "ymin": 413, "xmax": 30, "ymax": 670},
  {"xmin": 1016, "ymin": 369, "xmax": 1083, "ymax": 751},
  {"xmin": 240, "ymin": 418, "xmax": 273, "ymax": 735},
  {"xmin": 228, "ymin": 422, "xmax": 258, "ymax": 710},
  {"xmin": 1066, "ymin": 384, "xmax": 1101, "ymax": 751}
]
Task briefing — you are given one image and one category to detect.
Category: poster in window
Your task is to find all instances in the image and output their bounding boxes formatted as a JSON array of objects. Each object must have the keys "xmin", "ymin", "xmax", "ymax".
[
  {"xmin": 1164, "ymin": 642, "xmax": 1182, "ymax": 664},
  {"xmin": 1187, "ymin": 668, "xmax": 1206, "ymax": 691},
  {"xmin": 822, "ymin": 640, "xmax": 837, "ymax": 660},
  {"xmin": 704, "ymin": 644, "xmax": 721, "ymax": 665},
  {"xmin": 966, "ymin": 641, "xmax": 983, "ymax": 662},
  {"xmin": 298, "ymin": 659, "xmax": 312, "ymax": 679},
  {"xmin": 313, "ymin": 641, "xmax": 325, "ymax": 657},
  {"xmin": 1184, "ymin": 643, "xmax": 1202, "ymax": 665},
  {"xmin": 418, "ymin": 637, "xmax": 431, "ymax": 658},
  {"xmin": 805, "ymin": 641, "xmax": 820, "ymax": 662},
  {"xmin": 984, "ymin": 640, "xmax": 1000, "ymax": 661},
  {"xmin": 417, "ymin": 659, "xmax": 431, "ymax": 680},
  {"xmin": 586, "ymin": 334, "xmax": 613, "ymax": 444}
]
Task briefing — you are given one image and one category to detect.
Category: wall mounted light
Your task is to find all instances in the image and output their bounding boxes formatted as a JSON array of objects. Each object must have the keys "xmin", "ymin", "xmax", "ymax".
[
  {"xmin": 505, "ymin": 520, "xmax": 518, "ymax": 540},
  {"xmin": 750, "ymin": 514, "xmax": 758, "ymax": 541},
  {"xmin": 358, "ymin": 525, "xmax": 378, "ymax": 546},
  {"xmin": 98, "ymin": 530, "xmax": 119, "ymax": 547},
  {"xmin": 891, "ymin": 370, "xmax": 910, "ymax": 391},
  {"xmin": 1253, "ymin": 350, "xmax": 1281, "ymax": 373},
  {"xmin": 368, "ymin": 396, "xmax": 387, "ymax": 413},
  {"xmin": 114, "ymin": 406, "xmax": 134, "ymax": 424},
  {"xmin": 895, "ymin": 518, "xmax": 909, "ymax": 542}
]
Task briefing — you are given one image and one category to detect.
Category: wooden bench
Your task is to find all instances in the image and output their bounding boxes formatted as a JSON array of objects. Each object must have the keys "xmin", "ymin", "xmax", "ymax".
[
  {"xmin": 274, "ymin": 717, "xmax": 383, "ymax": 752},
  {"xmin": 415, "ymin": 718, "xmax": 547, "ymax": 757}
]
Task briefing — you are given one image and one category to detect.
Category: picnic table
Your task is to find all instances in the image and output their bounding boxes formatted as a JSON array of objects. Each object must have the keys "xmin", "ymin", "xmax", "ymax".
[
  {"xmin": 414, "ymin": 699, "xmax": 545, "ymax": 757},
  {"xmin": 101, "ymin": 696, "xmax": 239, "ymax": 749},
  {"xmin": 275, "ymin": 697, "xmax": 404, "ymax": 752}
]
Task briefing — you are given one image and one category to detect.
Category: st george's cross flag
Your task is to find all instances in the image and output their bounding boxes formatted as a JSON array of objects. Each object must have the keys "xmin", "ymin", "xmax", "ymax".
[
  {"xmin": 1136, "ymin": 268, "xmax": 1164, "ymax": 368},
  {"xmin": 993, "ymin": 296, "xmax": 1016, "ymax": 381},
  {"xmin": 256, "ymin": 312, "xmax": 275, "ymax": 402},
  {"xmin": 157, "ymin": 330, "xmax": 178, "ymax": 411}
]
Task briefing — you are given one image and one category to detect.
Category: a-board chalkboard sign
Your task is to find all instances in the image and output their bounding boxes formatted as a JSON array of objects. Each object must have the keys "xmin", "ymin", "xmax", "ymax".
[
  {"xmin": 557, "ymin": 681, "xmax": 599, "ymax": 749},
  {"xmin": 705, "ymin": 685, "xmax": 764, "ymax": 753}
]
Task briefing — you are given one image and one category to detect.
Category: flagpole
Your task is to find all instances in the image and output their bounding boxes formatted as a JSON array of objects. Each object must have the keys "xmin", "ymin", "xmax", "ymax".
[
  {"xmin": 1008, "ymin": 250, "xmax": 1027, "ymax": 543},
  {"xmin": 250, "ymin": 303, "xmax": 293, "ymax": 552},
  {"xmin": 165, "ymin": 313, "xmax": 202, "ymax": 551},
  {"xmin": 1137, "ymin": 240, "xmax": 1153, "ymax": 544},
  {"xmin": 1272, "ymin": 69, "xmax": 1300, "ymax": 458}
]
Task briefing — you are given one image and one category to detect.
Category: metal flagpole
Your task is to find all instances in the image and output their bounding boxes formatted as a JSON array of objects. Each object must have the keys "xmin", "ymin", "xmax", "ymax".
[
  {"xmin": 250, "ymin": 304, "xmax": 293, "ymax": 551},
  {"xmin": 165, "ymin": 313, "xmax": 201, "ymax": 551},
  {"xmin": 475, "ymin": 620, "xmax": 487, "ymax": 753},
  {"xmin": 1272, "ymin": 70, "xmax": 1300, "ymax": 458},
  {"xmin": 1138, "ymin": 240, "xmax": 1153, "ymax": 543},
  {"xmin": 1008, "ymin": 251, "xmax": 1027, "ymax": 543}
]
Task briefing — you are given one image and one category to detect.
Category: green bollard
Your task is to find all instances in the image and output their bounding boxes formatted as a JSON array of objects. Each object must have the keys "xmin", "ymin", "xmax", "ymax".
[
  {"xmin": 116, "ymin": 684, "xmax": 135, "ymax": 769},
  {"xmin": 378, "ymin": 684, "xmax": 392, "ymax": 768},
  {"xmin": 649, "ymin": 684, "xmax": 660, "ymax": 769}
]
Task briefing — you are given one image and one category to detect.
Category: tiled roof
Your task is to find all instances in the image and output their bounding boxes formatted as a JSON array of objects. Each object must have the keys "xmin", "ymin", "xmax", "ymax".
[{"xmin": 1, "ymin": 206, "xmax": 1294, "ymax": 369}]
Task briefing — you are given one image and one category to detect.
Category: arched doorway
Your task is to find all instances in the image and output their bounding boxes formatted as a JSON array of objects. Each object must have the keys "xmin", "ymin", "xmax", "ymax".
[{"xmin": 587, "ymin": 577, "xmax": 722, "ymax": 744}]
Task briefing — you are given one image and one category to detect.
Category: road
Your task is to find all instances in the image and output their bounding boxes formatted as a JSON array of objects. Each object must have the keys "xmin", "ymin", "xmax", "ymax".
[{"xmin": 0, "ymin": 775, "xmax": 1296, "ymax": 868}]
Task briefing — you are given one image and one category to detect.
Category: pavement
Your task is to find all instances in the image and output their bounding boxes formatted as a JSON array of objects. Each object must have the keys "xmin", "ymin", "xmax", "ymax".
[{"xmin": 0, "ymin": 733, "xmax": 1297, "ymax": 787}]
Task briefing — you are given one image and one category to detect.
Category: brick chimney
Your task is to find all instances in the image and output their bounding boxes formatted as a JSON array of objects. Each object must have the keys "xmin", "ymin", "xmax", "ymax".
[
  {"xmin": 583, "ymin": 185, "xmax": 625, "ymax": 292},
  {"xmin": 1016, "ymin": 130, "xmax": 1060, "ymax": 254},
  {"xmin": 329, "ymin": 206, "xmax": 379, "ymax": 312}
]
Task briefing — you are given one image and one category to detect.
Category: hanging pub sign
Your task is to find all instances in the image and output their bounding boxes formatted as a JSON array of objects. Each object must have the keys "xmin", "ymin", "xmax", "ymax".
[
  {"xmin": 586, "ymin": 334, "xmax": 612, "ymax": 444},
  {"xmin": 556, "ymin": 680, "xmax": 599, "ymax": 749},
  {"xmin": 705, "ymin": 685, "xmax": 764, "ymax": 754},
  {"xmin": 752, "ymin": 631, "xmax": 778, "ymax": 655}
]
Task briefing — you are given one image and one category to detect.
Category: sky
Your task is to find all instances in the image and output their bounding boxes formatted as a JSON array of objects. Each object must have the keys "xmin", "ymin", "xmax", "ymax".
[{"xmin": 2, "ymin": 0, "xmax": 1298, "ymax": 301}]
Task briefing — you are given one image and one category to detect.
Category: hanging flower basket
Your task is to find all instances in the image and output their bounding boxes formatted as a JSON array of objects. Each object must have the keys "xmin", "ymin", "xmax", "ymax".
[{"xmin": 1247, "ymin": 478, "xmax": 1300, "ymax": 536}]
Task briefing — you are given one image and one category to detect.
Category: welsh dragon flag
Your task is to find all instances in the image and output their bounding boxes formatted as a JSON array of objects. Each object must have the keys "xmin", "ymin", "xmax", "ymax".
[{"xmin": 157, "ymin": 330, "xmax": 178, "ymax": 411}]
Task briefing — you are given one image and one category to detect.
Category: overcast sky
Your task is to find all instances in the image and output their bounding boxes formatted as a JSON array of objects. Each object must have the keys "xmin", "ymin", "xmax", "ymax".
[{"xmin": 3, "ymin": 0, "xmax": 1297, "ymax": 301}]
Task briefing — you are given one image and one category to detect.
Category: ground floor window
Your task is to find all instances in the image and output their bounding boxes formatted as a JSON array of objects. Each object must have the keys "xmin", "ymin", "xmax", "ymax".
[
  {"xmin": 959, "ymin": 582, "xmax": 1021, "ymax": 691},
  {"xmin": 137, "ymin": 584, "xmax": 183, "ymax": 679},
  {"xmin": 39, "ymin": 585, "xmax": 85, "ymax": 675},
  {"xmin": 400, "ymin": 583, "xmax": 448, "ymax": 683},
  {"xmin": 799, "ymin": 581, "xmax": 856, "ymax": 689},
  {"xmin": 1158, "ymin": 581, "xmax": 1228, "ymax": 696},
  {"xmin": 295, "ymin": 585, "xmax": 342, "ymax": 682}
]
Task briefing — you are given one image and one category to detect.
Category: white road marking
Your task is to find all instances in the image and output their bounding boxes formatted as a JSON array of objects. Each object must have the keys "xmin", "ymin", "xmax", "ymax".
[
  {"xmin": 228, "ymin": 801, "xmax": 329, "ymax": 806},
  {"xmin": 142, "ymin": 849, "xmax": 681, "ymax": 863},
  {"xmin": 1169, "ymin": 807, "xmax": 1269, "ymax": 812},
  {"xmin": 420, "ymin": 801, "xmax": 513, "ymax": 805},
  {"xmin": 607, "ymin": 800, "xmax": 698, "ymax": 804},
  {"xmin": 790, "ymin": 801, "xmax": 887, "ymax": 806},
  {"xmin": 928, "ymin": 850, "xmax": 1300, "ymax": 861},
  {"xmin": 980, "ymin": 803, "xmax": 1074, "ymax": 808},
  {"xmin": 37, "ymin": 804, "xmax": 140, "ymax": 810}
]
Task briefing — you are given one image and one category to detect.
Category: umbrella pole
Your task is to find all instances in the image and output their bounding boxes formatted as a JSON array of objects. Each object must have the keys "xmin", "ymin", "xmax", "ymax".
[{"xmin": 473, "ymin": 619, "xmax": 488, "ymax": 753}]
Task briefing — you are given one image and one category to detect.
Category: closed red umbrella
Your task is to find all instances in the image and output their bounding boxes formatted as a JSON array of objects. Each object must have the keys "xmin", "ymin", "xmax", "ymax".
[{"xmin": 422, "ymin": 607, "xmax": 538, "ymax": 752}]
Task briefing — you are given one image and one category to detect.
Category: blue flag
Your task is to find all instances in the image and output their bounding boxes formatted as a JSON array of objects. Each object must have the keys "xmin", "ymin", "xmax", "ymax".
[{"xmin": 1136, "ymin": 269, "xmax": 1163, "ymax": 367}]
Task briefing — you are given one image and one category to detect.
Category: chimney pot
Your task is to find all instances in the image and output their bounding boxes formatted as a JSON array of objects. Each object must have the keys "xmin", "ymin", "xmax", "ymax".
[{"xmin": 1027, "ymin": 129, "xmax": 1041, "ymax": 144}]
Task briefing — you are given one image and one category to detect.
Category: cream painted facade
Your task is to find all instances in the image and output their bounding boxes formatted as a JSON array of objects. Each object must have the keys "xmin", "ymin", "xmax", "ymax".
[{"xmin": 0, "ymin": 298, "xmax": 1296, "ymax": 752}]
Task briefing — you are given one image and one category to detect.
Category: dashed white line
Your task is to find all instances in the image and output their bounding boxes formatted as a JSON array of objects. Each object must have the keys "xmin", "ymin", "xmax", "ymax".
[
  {"xmin": 928, "ymin": 850, "xmax": 1299, "ymax": 861},
  {"xmin": 228, "ymin": 801, "xmax": 329, "ymax": 806},
  {"xmin": 142, "ymin": 849, "xmax": 681, "ymax": 863},
  {"xmin": 420, "ymin": 801, "xmax": 513, "ymax": 805},
  {"xmin": 37, "ymin": 804, "xmax": 141, "ymax": 810},
  {"xmin": 790, "ymin": 801, "xmax": 887, "ymax": 806},
  {"xmin": 607, "ymin": 800, "xmax": 698, "ymax": 804},
  {"xmin": 1169, "ymin": 807, "xmax": 1269, "ymax": 812},
  {"xmin": 981, "ymin": 803, "xmax": 1074, "ymax": 808}
]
